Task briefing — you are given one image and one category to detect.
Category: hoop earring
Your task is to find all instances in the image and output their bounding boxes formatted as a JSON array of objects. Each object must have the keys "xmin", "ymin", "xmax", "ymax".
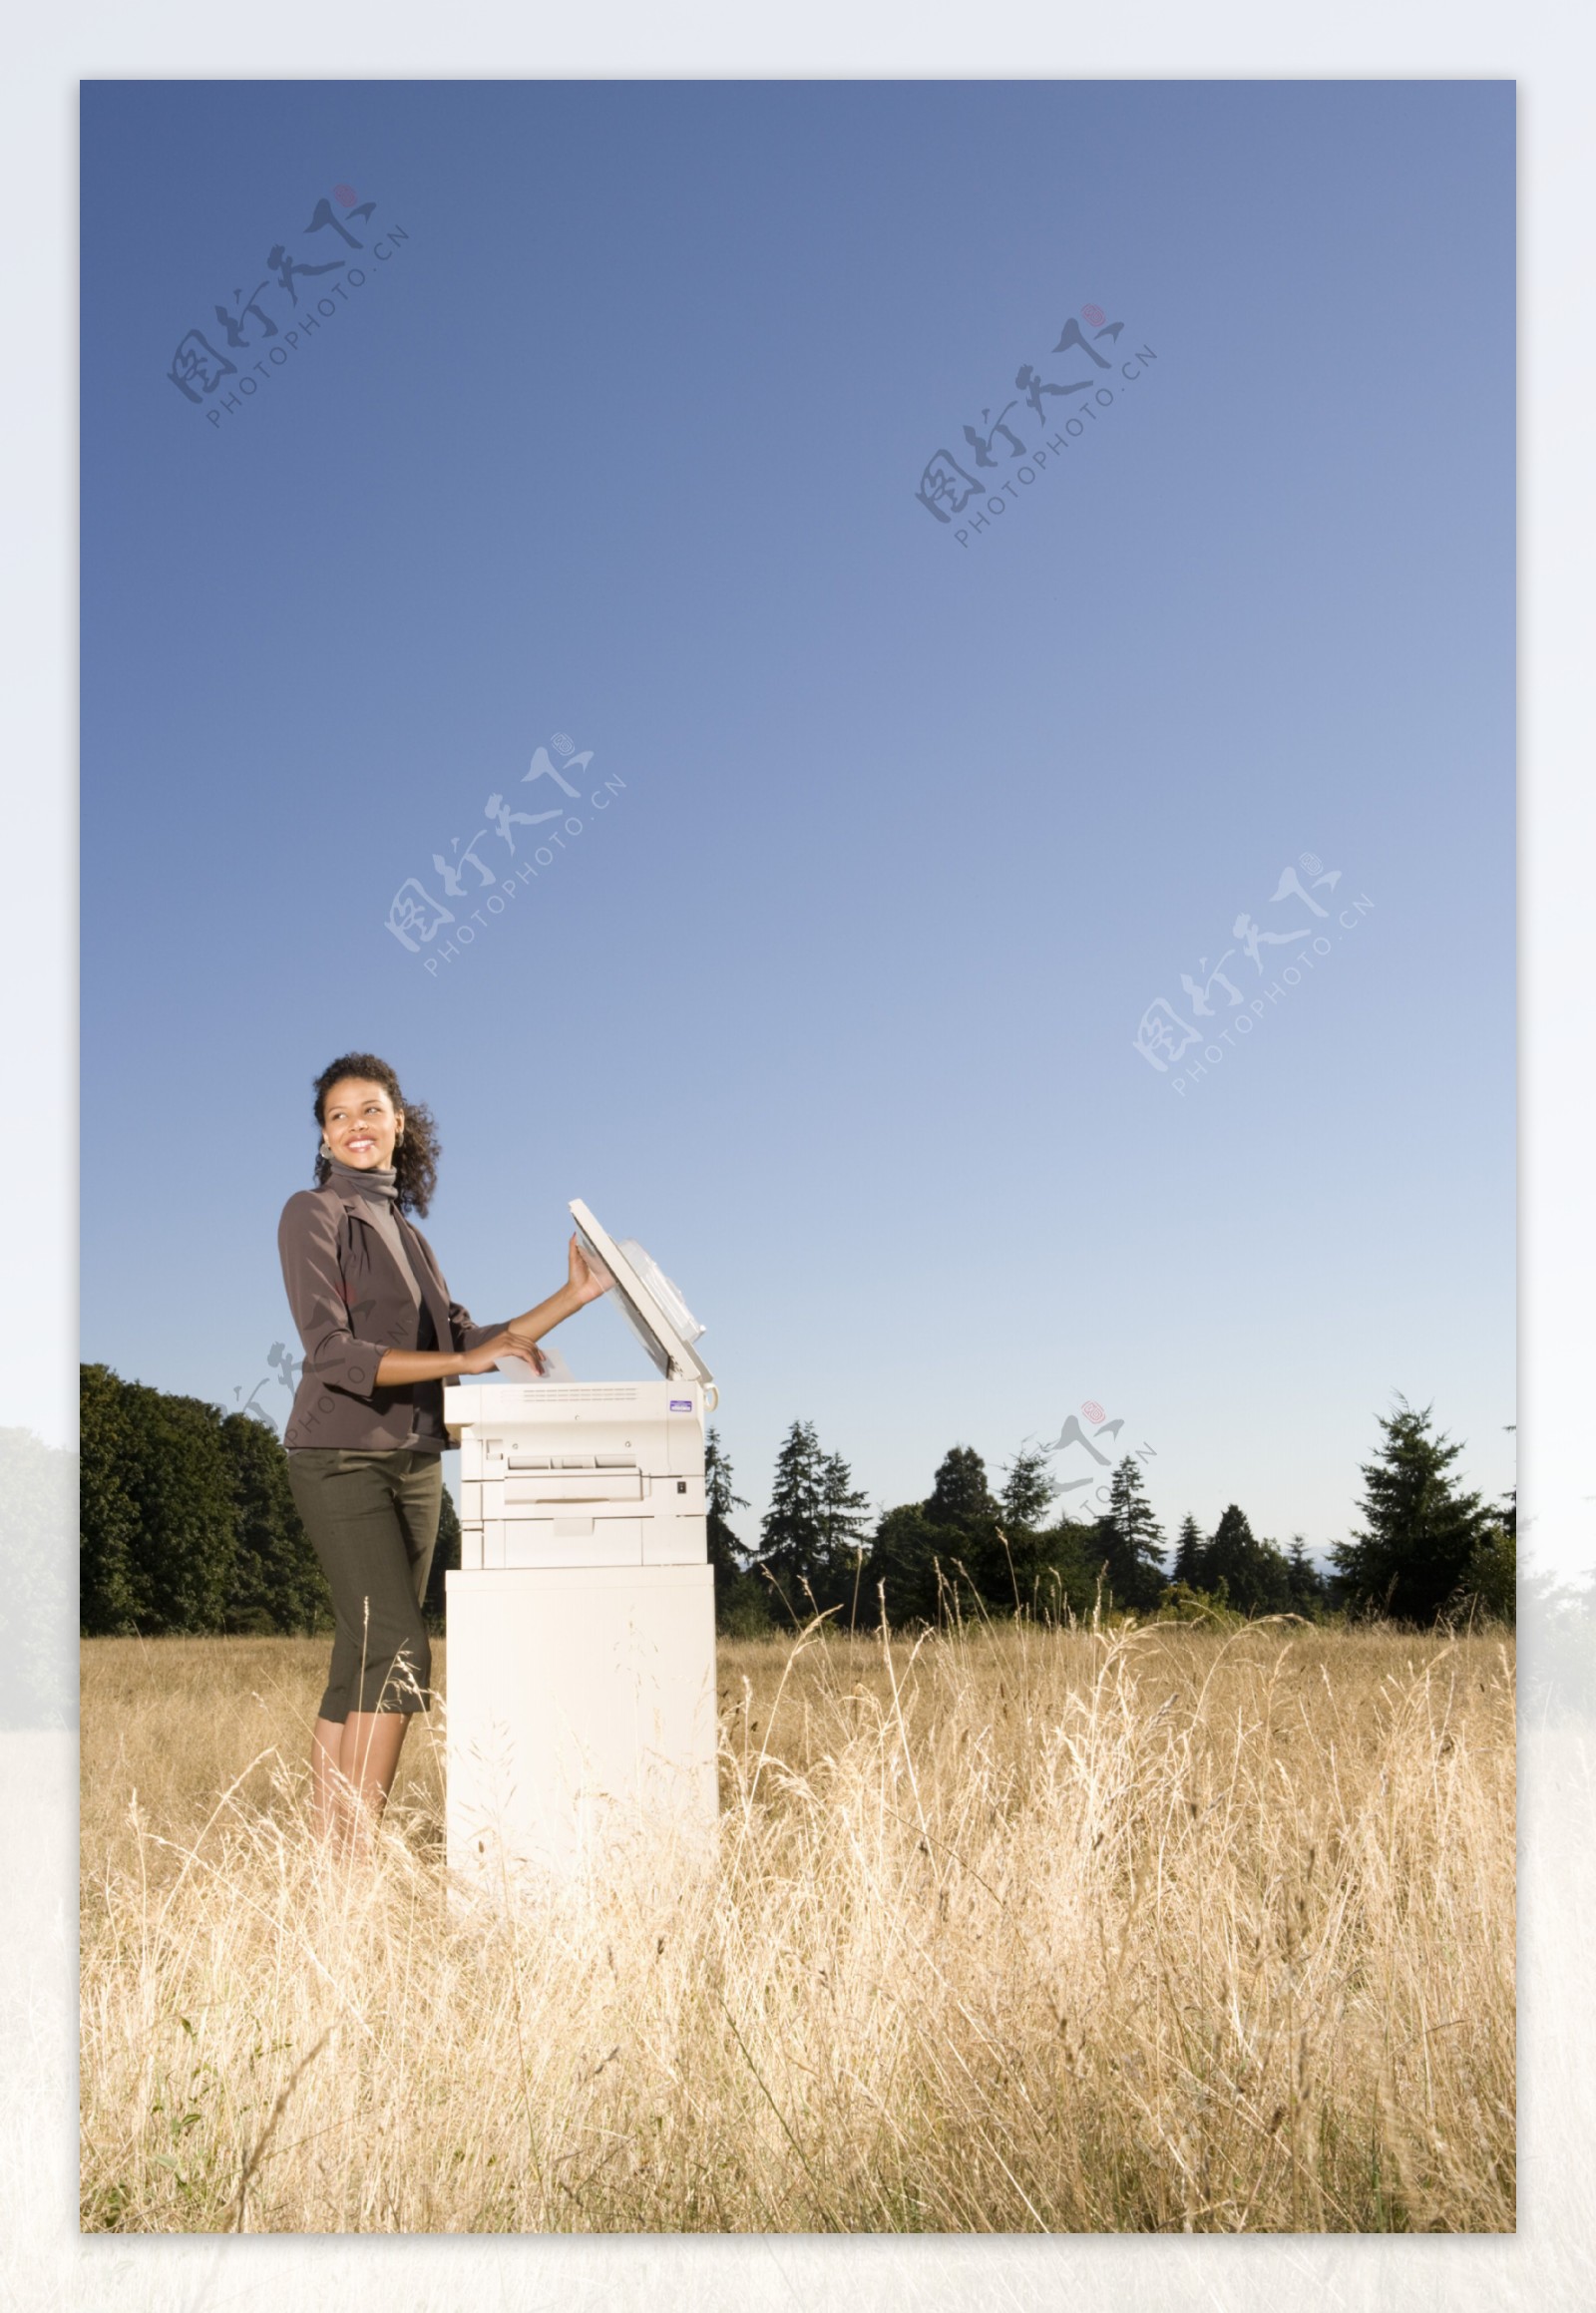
[{"xmin": 319, "ymin": 1138, "xmax": 331, "ymax": 1159}]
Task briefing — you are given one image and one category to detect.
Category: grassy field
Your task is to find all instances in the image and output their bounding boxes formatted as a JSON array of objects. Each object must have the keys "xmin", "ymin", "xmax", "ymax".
[{"xmin": 79, "ymin": 1616, "xmax": 1515, "ymax": 2233}]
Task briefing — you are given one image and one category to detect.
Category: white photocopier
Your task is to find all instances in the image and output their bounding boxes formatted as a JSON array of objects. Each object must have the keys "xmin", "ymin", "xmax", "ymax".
[{"xmin": 443, "ymin": 1200, "xmax": 718, "ymax": 1896}]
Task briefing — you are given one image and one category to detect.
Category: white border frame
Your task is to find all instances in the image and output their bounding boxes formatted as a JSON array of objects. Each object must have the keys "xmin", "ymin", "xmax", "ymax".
[{"xmin": 10, "ymin": 15, "xmax": 1592, "ymax": 2310}]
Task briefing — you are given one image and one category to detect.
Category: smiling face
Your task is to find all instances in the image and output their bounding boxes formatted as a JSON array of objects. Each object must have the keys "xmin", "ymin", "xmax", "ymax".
[{"xmin": 320, "ymin": 1076, "xmax": 403, "ymax": 1170}]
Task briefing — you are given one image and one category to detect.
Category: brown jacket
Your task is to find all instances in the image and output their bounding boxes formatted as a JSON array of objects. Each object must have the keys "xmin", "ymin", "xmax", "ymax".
[{"xmin": 277, "ymin": 1177, "xmax": 507, "ymax": 1452}]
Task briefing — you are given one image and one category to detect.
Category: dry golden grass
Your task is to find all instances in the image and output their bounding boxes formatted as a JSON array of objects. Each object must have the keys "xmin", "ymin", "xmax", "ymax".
[{"xmin": 79, "ymin": 1617, "xmax": 1514, "ymax": 2233}]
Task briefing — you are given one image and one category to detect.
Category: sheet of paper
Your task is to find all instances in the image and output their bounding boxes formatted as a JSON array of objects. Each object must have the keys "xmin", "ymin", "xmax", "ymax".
[{"xmin": 492, "ymin": 1341, "xmax": 574, "ymax": 1383}]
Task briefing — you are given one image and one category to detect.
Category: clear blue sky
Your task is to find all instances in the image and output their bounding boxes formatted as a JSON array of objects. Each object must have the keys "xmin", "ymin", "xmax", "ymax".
[{"xmin": 81, "ymin": 79, "xmax": 1515, "ymax": 1562}]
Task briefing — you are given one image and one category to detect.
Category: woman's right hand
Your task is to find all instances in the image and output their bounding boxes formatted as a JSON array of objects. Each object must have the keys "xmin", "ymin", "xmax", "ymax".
[{"xmin": 459, "ymin": 1332, "xmax": 549, "ymax": 1376}]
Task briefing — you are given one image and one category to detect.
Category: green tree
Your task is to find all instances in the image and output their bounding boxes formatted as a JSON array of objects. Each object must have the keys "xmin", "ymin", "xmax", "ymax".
[
  {"xmin": 80, "ymin": 1366, "xmax": 238, "ymax": 1634},
  {"xmin": 1449, "ymin": 1518, "xmax": 1516, "ymax": 1626},
  {"xmin": 1331, "ymin": 1399, "xmax": 1494, "ymax": 1625},
  {"xmin": 1171, "ymin": 1512, "xmax": 1206, "ymax": 1589},
  {"xmin": 754, "ymin": 1420, "xmax": 868, "ymax": 1618},
  {"xmin": 926, "ymin": 1445, "xmax": 998, "ymax": 1530},
  {"xmin": 118, "ymin": 1381, "xmax": 239, "ymax": 1633},
  {"xmin": 1285, "ymin": 1535, "xmax": 1326, "ymax": 1617},
  {"xmin": 999, "ymin": 1445, "xmax": 1059, "ymax": 1534},
  {"xmin": 704, "ymin": 1425, "xmax": 748, "ymax": 1589},
  {"xmin": 819, "ymin": 1449, "xmax": 871, "ymax": 1568},
  {"xmin": 1090, "ymin": 1454, "xmax": 1166, "ymax": 1612},
  {"xmin": 1451, "ymin": 1434, "xmax": 1517, "ymax": 1626},
  {"xmin": 1022, "ymin": 1513, "xmax": 1102, "ymax": 1622},
  {"xmin": 79, "ymin": 1364, "xmax": 143, "ymax": 1635},
  {"xmin": 703, "ymin": 1427, "xmax": 771, "ymax": 1635},
  {"xmin": 870, "ymin": 1444, "xmax": 1108, "ymax": 1628},
  {"xmin": 866, "ymin": 1500, "xmax": 947, "ymax": 1627},
  {"xmin": 756, "ymin": 1418, "xmax": 824, "ymax": 1608},
  {"xmin": 819, "ymin": 1447, "xmax": 873, "ymax": 1627},
  {"xmin": 867, "ymin": 1445, "xmax": 1000, "ymax": 1627},
  {"xmin": 1203, "ymin": 1503, "xmax": 1292, "ymax": 1617},
  {"xmin": 704, "ymin": 1426, "xmax": 747, "ymax": 1577},
  {"xmin": 925, "ymin": 1444, "xmax": 1008, "ymax": 1610},
  {"xmin": 221, "ymin": 1412, "xmax": 332, "ymax": 1635},
  {"xmin": 997, "ymin": 1446, "xmax": 1097, "ymax": 1620}
]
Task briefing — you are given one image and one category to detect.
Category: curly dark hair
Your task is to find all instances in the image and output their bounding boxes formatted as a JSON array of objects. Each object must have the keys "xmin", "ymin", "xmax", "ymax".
[{"xmin": 310, "ymin": 1051, "xmax": 440, "ymax": 1215}]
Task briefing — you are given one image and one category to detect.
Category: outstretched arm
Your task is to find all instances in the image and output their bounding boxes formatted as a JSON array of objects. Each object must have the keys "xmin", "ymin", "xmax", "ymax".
[
  {"xmin": 500, "ymin": 1234, "xmax": 606, "ymax": 1348},
  {"xmin": 373, "ymin": 1236, "xmax": 605, "ymax": 1384},
  {"xmin": 372, "ymin": 1339, "xmax": 515, "ymax": 1385}
]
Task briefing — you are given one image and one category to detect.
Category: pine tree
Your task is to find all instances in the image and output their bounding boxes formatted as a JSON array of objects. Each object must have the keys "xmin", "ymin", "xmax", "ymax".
[
  {"xmin": 703, "ymin": 1427, "xmax": 771, "ymax": 1633},
  {"xmin": 1171, "ymin": 1512, "xmax": 1206, "ymax": 1589},
  {"xmin": 704, "ymin": 1425, "xmax": 749, "ymax": 1581},
  {"xmin": 1000, "ymin": 1446, "xmax": 1059, "ymax": 1533},
  {"xmin": 818, "ymin": 1447, "xmax": 872, "ymax": 1621},
  {"xmin": 1331, "ymin": 1399, "xmax": 1493, "ymax": 1625},
  {"xmin": 1203, "ymin": 1504, "xmax": 1291, "ymax": 1617},
  {"xmin": 998, "ymin": 1446, "xmax": 1087, "ymax": 1620},
  {"xmin": 1285, "ymin": 1535, "xmax": 1326, "ymax": 1617},
  {"xmin": 1092, "ymin": 1454, "xmax": 1166, "ymax": 1612},
  {"xmin": 818, "ymin": 1448, "xmax": 871, "ymax": 1563},
  {"xmin": 756, "ymin": 1420, "xmax": 829, "ymax": 1613}
]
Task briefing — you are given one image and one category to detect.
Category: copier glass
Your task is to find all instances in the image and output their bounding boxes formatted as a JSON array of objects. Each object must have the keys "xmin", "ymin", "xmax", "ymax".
[{"xmin": 444, "ymin": 1200, "xmax": 717, "ymax": 1896}]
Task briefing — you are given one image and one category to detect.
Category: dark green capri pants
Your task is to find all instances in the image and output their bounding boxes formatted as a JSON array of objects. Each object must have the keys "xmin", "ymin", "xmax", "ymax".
[{"xmin": 287, "ymin": 1448, "xmax": 442, "ymax": 1720}]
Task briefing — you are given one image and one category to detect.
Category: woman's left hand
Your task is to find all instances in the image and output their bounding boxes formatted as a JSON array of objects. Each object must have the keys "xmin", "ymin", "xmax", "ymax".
[
  {"xmin": 568, "ymin": 1233, "xmax": 606, "ymax": 1306},
  {"xmin": 497, "ymin": 1239, "xmax": 607, "ymax": 1358}
]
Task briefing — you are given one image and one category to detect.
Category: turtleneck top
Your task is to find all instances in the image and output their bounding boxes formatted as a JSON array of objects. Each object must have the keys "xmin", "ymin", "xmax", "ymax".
[
  {"xmin": 325, "ymin": 1158, "xmax": 422, "ymax": 1311},
  {"xmin": 326, "ymin": 1153, "xmax": 398, "ymax": 1201},
  {"xmin": 324, "ymin": 1155, "xmax": 443, "ymax": 1444}
]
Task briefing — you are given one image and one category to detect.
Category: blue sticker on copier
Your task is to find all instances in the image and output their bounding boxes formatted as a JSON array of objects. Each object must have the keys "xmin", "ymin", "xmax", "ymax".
[{"xmin": 669, "ymin": 1397, "xmax": 691, "ymax": 1410}]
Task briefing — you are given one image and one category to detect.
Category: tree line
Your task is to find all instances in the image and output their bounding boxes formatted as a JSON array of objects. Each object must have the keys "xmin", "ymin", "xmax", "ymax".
[
  {"xmin": 80, "ymin": 1364, "xmax": 458, "ymax": 1637},
  {"xmin": 79, "ymin": 1364, "xmax": 1513, "ymax": 1638},
  {"xmin": 707, "ymin": 1399, "xmax": 1515, "ymax": 1635}
]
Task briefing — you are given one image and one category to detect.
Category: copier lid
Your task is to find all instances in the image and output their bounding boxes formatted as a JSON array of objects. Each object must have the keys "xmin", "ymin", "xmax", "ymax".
[{"xmin": 569, "ymin": 1198, "xmax": 714, "ymax": 1388}]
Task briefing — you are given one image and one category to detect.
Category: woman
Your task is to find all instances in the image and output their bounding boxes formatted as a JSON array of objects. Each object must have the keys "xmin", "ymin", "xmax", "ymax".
[{"xmin": 277, "ymin": 1049, "xmax": 602, "ymax": 1851}]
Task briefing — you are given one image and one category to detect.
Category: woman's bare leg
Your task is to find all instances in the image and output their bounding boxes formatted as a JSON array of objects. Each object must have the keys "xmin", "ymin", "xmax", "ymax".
[
  {"xmin": 338, "ymin": 1710, "xmax": 412, "ymax": 1848},
  {"xmin": 311, "ymin": 1717, "xmax": 347, "ymax": 1841}
]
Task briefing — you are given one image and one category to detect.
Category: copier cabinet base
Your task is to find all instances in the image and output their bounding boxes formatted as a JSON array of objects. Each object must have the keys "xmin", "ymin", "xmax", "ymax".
[{"xmin": 445, "ymin": 1563, "xmax": 716, "ymax": 1899}]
